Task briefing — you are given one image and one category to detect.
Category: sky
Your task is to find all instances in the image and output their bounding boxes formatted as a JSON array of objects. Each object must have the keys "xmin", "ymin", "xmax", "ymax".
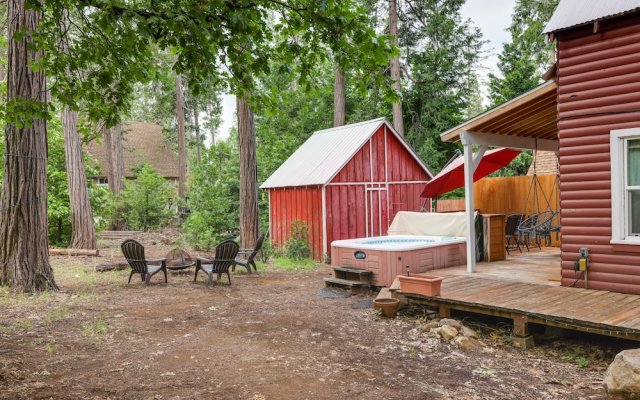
[{"xmin": 216, "ymin": 0, "xmax": 517, "ymax": 141}]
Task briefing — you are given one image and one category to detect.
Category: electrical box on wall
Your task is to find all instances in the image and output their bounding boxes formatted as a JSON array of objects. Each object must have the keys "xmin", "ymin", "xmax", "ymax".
[{"xmin": 574, "ymin": 248, "xmax": 589, "ymax": 272}]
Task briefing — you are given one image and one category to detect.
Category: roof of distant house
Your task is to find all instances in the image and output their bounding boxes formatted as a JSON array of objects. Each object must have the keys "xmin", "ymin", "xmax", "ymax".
[
  {"xmin": 85, "ymin": 122, "xmax": 179, "ymax": 179},
  {"xmin": 544, "ymin": 0, "xmax": 640, "ymax": 33}
]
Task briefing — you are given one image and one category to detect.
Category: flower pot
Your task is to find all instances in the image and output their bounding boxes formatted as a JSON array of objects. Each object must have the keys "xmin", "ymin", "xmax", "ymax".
[
  {"xmin": 373, "ymin": 298, "xmax": 400, "ymax": 318},
  {"xmin": 397, "ymin": 274, "xmax": 444, "ymax": 297}
]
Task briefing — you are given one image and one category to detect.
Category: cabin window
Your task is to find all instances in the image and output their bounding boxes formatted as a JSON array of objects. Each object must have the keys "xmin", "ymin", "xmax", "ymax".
[
  {"xmin": 628, "ymin": 139, "xmax": 640, "ymax": 236},
  {"xmin": 611, "ymin": 128, "xmax": 640, "ymax": 244}
]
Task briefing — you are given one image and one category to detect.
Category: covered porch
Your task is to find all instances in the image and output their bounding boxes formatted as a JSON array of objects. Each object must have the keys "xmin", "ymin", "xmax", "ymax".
[{"xmin": 440, "ymin": 79, "xmax": 559, "ymax": 273}]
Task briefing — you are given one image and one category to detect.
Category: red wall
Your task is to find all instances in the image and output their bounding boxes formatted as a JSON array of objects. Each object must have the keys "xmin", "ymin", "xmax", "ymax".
[
  {"xmin": 268, "ymin": 123, "xmax": 430, "ymax": 261},
  {"xmin": 557, "ymin": 16, "xmax": 640, "ymax": 294},
  {"xmin": 269, "ymin": 186, "xmax": 324, "ymax": 261}
]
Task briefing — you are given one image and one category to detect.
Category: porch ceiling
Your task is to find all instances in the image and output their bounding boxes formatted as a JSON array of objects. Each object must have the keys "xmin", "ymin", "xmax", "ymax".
[{"xmin": 441, "ymin": 80, "xmax": 558, "ymax": 145}]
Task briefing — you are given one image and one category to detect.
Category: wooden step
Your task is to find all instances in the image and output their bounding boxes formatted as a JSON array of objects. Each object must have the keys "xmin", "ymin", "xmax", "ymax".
[
  {"xmin": 332, "ymin": 266, "xmax": 372, "ymax": 276},
  {"xmin": 333, "ymin": 266, "xmax": 372, "ymax": 283},
  {"xmin": 389, "ymin": 277, "xmax": 401, "ymax": 292},
  {"xmin": 376, "ymin": 288, "xmax": 393, "ymax": 301},
  {"xmin": 323, "ymin": 277, "xmax": 370, "ymax": 288}
]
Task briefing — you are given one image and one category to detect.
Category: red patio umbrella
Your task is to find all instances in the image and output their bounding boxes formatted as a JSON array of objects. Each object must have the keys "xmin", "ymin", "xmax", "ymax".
[{"xmin": 420, "ymin": 147, "xmax": 521, "ymax": 198}]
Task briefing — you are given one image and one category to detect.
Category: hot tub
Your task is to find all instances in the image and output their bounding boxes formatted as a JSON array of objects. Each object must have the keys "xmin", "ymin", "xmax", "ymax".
[{"xmin": 331, "ymin": 235, "xmax": 466, "ymax": 287}]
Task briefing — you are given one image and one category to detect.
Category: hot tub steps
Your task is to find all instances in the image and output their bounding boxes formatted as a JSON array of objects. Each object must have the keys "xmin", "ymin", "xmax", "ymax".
[{"xmin": 324, "ymin": 266, "xmax": 372, "ymax": 293}]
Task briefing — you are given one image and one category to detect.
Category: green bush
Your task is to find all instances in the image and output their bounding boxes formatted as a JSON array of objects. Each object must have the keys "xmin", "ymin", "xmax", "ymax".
[
  {"xmin": 182, "ymin": 140, "xmax": 240, "ymax": 250},
  {"xmin": 119, "ymin": 164, "xmax": 175, "ymax": 231},
  {"xmin": 285, "ymin": 221, "xmax": 312, "ymax": 260}
]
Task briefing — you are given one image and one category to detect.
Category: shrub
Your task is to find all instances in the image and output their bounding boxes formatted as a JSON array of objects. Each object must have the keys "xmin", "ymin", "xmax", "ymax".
[
  {"xmin": 120, "ymin": 164, "xmax": 175, "ymax": 231},
  {"xmin": 182, "ymin": 140, "xmax": 240, "ymax": 250},
  {"xmin": 285, "ymin": 221, "xmax": 312, "ymax": 260}
]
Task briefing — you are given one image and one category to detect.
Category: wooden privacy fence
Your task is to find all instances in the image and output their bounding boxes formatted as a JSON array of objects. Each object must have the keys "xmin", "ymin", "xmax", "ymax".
[{"xmin": 435, "ymin": 175, "xmax": 560, "ymax": 246}]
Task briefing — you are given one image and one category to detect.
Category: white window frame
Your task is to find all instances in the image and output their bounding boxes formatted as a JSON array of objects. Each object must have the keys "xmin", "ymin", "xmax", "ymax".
[{"xmin": 610, "ymin": 127, "xmax": 640, "ymax": 245}]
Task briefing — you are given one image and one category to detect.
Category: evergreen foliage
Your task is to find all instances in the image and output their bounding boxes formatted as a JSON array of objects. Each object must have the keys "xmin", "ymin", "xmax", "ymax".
[{"xmin": 119, "ymin": 164, "xmax": 175, "ymax": 231}]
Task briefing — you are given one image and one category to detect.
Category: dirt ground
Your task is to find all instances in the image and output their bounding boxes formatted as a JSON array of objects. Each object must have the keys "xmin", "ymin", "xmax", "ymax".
[{"xmin": 0, "ymin": 233, "xmax": 631, "ymax": 399}]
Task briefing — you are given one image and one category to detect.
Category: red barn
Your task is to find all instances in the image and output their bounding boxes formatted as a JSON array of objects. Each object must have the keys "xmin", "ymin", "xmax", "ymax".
[{"xmin": 261, "ymin": 118, "xmax": 433, "ymax": 261}]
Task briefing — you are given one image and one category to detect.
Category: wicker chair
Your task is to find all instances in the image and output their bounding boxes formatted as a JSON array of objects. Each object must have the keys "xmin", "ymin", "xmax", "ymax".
[
  {"xmin": 194, "ymin": 239, "xmax": 240, "ymax": 285},
  {"xmin": 232, "ymin": 232, "xmax": 266, "ymax": 274},
  {"xmin": 121, "ymin": 239, "xmax": 168, "ymax": 285}
]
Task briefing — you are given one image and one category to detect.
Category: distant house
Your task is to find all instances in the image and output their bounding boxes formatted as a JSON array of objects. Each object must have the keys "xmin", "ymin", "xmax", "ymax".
[
  {"xmin": 526, "ymin": 151, "xmax": 558, "ymax": 176},
  {"xmin": 85, "ymin": 122, "xmax": 179, "ymax": 185}
]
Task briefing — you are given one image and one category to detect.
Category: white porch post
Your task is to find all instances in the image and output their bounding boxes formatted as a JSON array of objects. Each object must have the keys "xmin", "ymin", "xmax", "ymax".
[{"xmin": 460, "ymin": 131, "xmax": 487, "ymax": 273}]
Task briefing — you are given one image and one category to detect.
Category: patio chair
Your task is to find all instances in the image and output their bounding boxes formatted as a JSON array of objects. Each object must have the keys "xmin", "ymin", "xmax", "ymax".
[
  {"xmin": 121, "ymin": 239, "xmax": 168, "ymax": 285},
  {"xmin": 505, "ymin": 213, "xmax": 526, "ymax": 254},
  {"xmin": 194, "ymin": 239, "xmax": 240, "ymax": 285},
  {"xmin": 518, "ymin": 213, "xmax": 542, "ymax": 250},
  {"xmin": 232, "ymin": 232, "xmax": 266, "ymax": 274}
]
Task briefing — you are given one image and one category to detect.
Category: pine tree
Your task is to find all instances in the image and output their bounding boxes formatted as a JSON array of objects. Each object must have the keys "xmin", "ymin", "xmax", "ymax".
[{"xmin": 488, "ymin": 0, "xmax": 559, "ymax": 106}]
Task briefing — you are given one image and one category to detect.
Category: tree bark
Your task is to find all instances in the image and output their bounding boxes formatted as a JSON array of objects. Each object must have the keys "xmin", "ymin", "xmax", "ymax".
[
  {"xmin": 176, "ymin": 75, "xmax": 187, "ymax": 200},
  {"xmin": 389, "ymin": 0, "xmax": 404, "ymax": 136},
  {"xmin": 333, "ymin": 64, "xmax": 346, "ymax": 127},
  {"xmin": 237, "ymin": 96, "xmax": 258, "ymax": 249},
  {"xmin": 108, "ymin": 124, "xmax": 124, "ymax": 196},
  {"xmin": 62, "ymin": 107, "xmax": 97, "ymax": 249},
  {"xmin": 0, "ymin": 0, "xmax": 58, "ymax": 291},
  {"xmin": 103, "ymin": 126, "xmax": 113, "ymax": 188},
  {"xmin": 194, "ymin": 102, "xmax": 201, "ymax": 162}
]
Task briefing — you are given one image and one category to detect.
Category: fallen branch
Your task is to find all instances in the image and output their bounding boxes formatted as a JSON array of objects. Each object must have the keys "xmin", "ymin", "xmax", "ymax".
[{"xmin": 49, "ymin": 248, "xmax": 100, "ymax": 256}]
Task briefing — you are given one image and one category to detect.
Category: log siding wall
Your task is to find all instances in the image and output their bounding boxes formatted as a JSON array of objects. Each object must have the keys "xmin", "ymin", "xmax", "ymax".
[{"xmin": 557, "ymin": 16, "xmax": 640, "ymax": 294}]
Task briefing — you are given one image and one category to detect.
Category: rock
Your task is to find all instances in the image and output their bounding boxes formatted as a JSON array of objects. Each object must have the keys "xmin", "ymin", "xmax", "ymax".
[
  {"xmin": 453, "ymin": 336, "xmax": 481, "ymax": 351},
  {"xmin": 422, "ymin": 321, "xmax": 440, "ymax": 333},
  {"xmin": 440, "ymin": 325, "xmax": 458, "ymax": 341},
  {"xmin": 440, "ymin": 318, "xmax": 462, "ymax": 330},
  {"xmin": 604, "ymin": 349, "xmax": 640, "ymax": 398},
  {"xmin": 460, "ymin": 325, "xmax": 479, "ymax": 339}
]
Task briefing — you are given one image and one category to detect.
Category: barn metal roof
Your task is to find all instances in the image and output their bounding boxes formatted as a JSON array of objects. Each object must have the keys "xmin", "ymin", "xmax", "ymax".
[
  {"xmin": 544, "ymin": 0, "xmax": 640, "ymax": 33},
  {"xmin": 260, "ymin": 118, "xmax": 432, "ymax": 189}
]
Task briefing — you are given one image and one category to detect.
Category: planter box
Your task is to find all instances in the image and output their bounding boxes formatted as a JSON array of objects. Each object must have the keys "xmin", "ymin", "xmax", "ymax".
[{"xmin": 397, "ymin": 274, "xmax": 444, "ymax": 297}]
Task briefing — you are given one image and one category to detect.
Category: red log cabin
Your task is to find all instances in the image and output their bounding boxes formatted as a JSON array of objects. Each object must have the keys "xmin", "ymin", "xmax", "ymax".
[
  {"xmin": 440, "ymin": 0, "xmax": 640, "ymax": 295},
  {"xmin": 261, "ymin": 118, "xmax": 433, "ymax": 261}
]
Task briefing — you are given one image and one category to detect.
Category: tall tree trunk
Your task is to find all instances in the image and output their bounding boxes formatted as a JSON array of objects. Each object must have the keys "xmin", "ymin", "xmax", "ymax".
[
  {"xmin": 62, "ymin": 107, "xmax": 97, "ymax": 249},
  {"xmin": 0, "ymin": 0, "xmax": 58, "ymax": 291},
  {"xmin": 175, "ymin": 75, "xmax": 187, "ymax": 200},
  {"xmin": 194, "ymin": 102, "xmax": 201, "ymax": 162},
  {"xmin": 389, "ymin": 0, "xmax": 404, "ymax": 136},
  {"xmin": 108, "ymin": 124, "xmax": 124, "ymax": 196},
  {"xmin": 103, "ymin": 126, "xmax": 113, "ymax": 188},
  {"xmin": 237, "ymin": 96, "xmax": 258, "ymax": 249},
  {"xmin": 333, "ymin": 64, "xmax": 346, "ymax": 127}
]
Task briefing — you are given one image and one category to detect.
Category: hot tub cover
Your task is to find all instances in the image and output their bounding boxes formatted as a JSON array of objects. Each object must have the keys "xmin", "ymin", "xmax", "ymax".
[{"xmin": 387, "ymin": 211, "xmax": 474, "ymax": 237}]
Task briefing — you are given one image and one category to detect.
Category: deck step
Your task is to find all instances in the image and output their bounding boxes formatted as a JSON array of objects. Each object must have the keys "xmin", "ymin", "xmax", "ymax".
[
  {"xmin": 99, "ymin": 231, "xmax": 142, "ymax": 239},
  {"xmin": 376, "ymin": 288, "xmax": 393, "ymax": 301},
  {"xmin": 389, "ymin": 277, "xmax": 401, "ymax": 292},
  {"xmin": 332, "ymin": 266, "xmax": 372, "ymax": 283},
  {"xmin": 332, "ymin": 266, "xmax": 373, "ymax": 275},
  {"xmin": 324, "ymin": 277, "xmax": 370, "ymax": 288}
]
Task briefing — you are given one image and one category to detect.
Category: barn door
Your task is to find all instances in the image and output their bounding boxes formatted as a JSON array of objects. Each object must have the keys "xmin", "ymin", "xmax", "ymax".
[{"xmin": 366, "ymin": 187, "xmax": 389, "ymax": 237}]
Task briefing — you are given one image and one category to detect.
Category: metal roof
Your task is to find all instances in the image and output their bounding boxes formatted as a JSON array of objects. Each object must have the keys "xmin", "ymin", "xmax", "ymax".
[
  {"xmin": 260, "ymin": 118, "xmax": 431, "ymax": 189},
  {"xmin": 544, "ymin": 0, "xmax": 640, "ymax": 33}
]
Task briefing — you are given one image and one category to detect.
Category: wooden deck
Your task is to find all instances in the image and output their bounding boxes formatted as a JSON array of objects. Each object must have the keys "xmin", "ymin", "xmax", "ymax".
[{"xmin": 390, "ymin": 248, "xmax": 640, "ymax": 343}]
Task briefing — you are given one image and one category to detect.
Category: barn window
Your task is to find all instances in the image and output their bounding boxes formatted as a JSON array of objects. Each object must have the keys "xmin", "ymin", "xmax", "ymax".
[{"xmin": 611, "ymin": 128, "xmax": 640, "ymax": 244}]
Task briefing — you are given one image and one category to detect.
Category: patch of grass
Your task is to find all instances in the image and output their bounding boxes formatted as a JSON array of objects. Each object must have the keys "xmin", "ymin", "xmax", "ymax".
[
  {"xmin": 46, "ymin": 306, "xmax": 69, "ymax": 326},
  {"xmin": 82, "ymin": 318, "xmax": 108, "ymax": 337},
  {"xmin": 259, "ymin": 257, "xmax": 318, "ymax": 272},
  {"xmin": 566, "ymin": 347, "xmax": 590, "ymax": 368},
  {"xmin": 44, "ymin": 340, "xmax": 55, "ymax": 355}
]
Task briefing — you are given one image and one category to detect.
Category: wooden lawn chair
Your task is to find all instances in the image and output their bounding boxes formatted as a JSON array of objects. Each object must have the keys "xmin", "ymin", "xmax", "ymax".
[
  {"xmin": 194, "ymin": 239, "xmax": 239, "ymax": 285},
  {"xmin": 121, "ymin": 239, "xmax": 168, "ymax": 285}
]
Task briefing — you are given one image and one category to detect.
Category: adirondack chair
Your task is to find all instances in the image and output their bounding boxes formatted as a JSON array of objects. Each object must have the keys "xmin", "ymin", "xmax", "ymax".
[
  {"xmin": 232, "ymin": 232, "xmax": 266, "ymax": 274},
  {"xmin": 194, "ymin": 239, "xmax": 240, "ymax": 285},
  {"xmin": 121, "ymin": 239, "xmax": 168, "ymax": 285}
]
